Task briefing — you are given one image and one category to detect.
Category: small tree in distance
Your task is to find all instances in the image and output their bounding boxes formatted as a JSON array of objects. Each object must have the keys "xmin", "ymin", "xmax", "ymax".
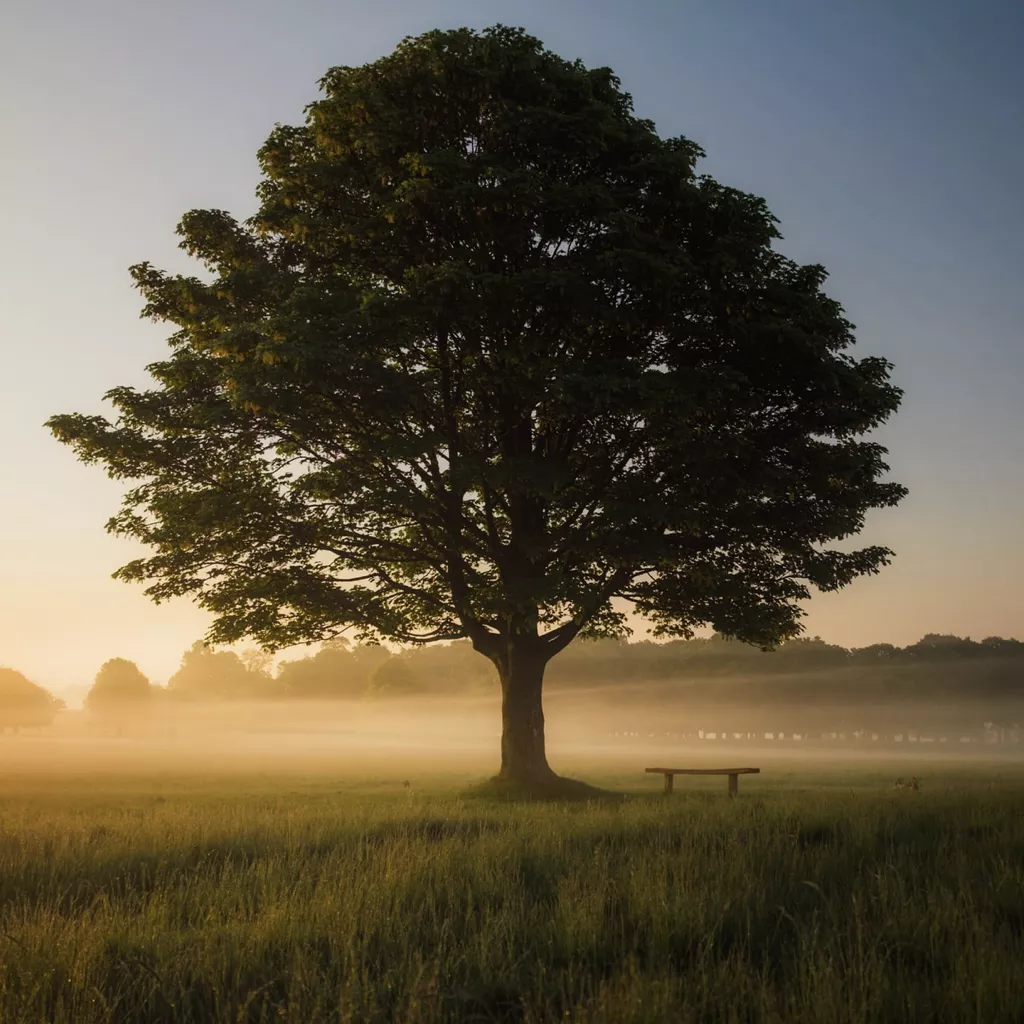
[
  {"xmin": 277, "ymin": 639, "xmax": 389, "ymax": 698},
  {"xmin": 48, "ymin": 26, "xmax": 905, "ymax": 793},
  {"xmin": 368, "ymin": 656, "xmax": 425, "ymax": 697},
  {"xmin": 168, "ymin": 641, "xmax": 278, "ymax": 699},
  {"xmin": 86, "ymin": 658, "xmax": 151, "ymax": 714},
  {"xmin": 0, "ymin": 667, "xmax": 61, "ymax": 731},
  {"xmin": 239, "ymin": 647, "xmax": 275, "ymax": 677}
]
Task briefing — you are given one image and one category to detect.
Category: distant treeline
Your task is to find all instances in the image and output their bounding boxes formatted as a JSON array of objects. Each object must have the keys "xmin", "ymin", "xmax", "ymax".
[
  {"xmin": 5, "ymin": 633, "xmax": 1024, "ymax": 720},
  {"xmin": 162, "ymin": 639, "xmax": 489, "ymax": 701},
  {"xmin": 546, "ymin": 633, "xmax": 1024, "ymax": 699},
  {"xmin": 550, "ymin": 632, "xmax": 1022, "ymax": 676},
  {"xmin": 94, "ymin": 632, "xmax": 1024, "ymax": 707}
]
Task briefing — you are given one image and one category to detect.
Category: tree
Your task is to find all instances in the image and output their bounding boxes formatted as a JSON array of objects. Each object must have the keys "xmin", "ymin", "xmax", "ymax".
[
  {"xmin": 981, "ymin": 636, "xmax": 1024, "ymax": 654},
  {"xmin": 851, "ymin": 643, "xmax": 898, "ymax": 660},
  {"xmin": 276, "ymin": 639, "xmax": 389, "ymax": 698},
  {"xmin": 47, "ymin": 25, "xmax": 905, "ymax": 791},
  {"xmin": 86, "ymin": 658, "xmax": 151, "ymax": 713},
  {"xmin": 167, "ymin": 640, "xmax": 278, "ymax": 699},
  {"xmin": 906, "ymin": 634, "xmax": 978, "ymax": 660},
  {"xmin": 368, "ymin": 656, "xmax": 425, "ymax": 696},
  {"xmin": 240, "ymin": 646, "xmax": 274, "ymax": 676},
  {"xmin": 0, "ymin": 668, "xmax": 60, "ymax": 732},
  {"xmin": 401, "ymin": 639, "xmax": 494, "ymax": 693}
]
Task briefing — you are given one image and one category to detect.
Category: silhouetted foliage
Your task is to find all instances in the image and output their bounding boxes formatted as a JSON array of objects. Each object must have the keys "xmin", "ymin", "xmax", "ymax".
[
  {"xmin": 168, "ymin": 641, "xmax": 278, "ymax": 700},
  {"xmin": 86, "ymin": 658, "xmax": 151, "ymax": 713},
  {"xmin": 981, "ymin": 636, "xmax": 1024, "ymax": 654},
  {"xmin": 47, "ymin": 25, "xmax": 905, "ymax": 785},
  {"xmin": 276, "ymin": 638, "xmax": 389, "ymax": 698},
  {"xmin": 395, "ymin": 639, "xmax": 493, "ymax": 693},
  {"xmin": 368, "ymin": 656, "xmax": 425, "ymax": 696},
  {"xmin": 0, "ymin": 668, "xmax": 61, "ymax": 730},
  {"xmin": 167, "ymin": 632, "xmax": 1024, "ymax": 704},
  {"xmin": 850, "ymin": 643, "xmax": 898, "ymax": 660},
  {"xmin": 542, "ymin": 633, "xmax": 1024, "ymax": 693}
]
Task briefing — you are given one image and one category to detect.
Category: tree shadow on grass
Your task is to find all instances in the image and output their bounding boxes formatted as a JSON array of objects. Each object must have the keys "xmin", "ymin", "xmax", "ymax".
[{"xmin": 464, "ymin": 774, "xmax": 628, "ymax": 804}]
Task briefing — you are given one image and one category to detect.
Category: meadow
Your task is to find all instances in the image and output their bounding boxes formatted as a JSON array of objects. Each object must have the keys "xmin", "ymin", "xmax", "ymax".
[{"xmin": 1, "ymin": 744, "xmax": 1023, "ymax": 1023}]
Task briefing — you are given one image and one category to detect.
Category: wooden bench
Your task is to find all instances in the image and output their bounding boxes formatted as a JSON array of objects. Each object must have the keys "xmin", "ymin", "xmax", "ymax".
[{"xmin": 646, "ymin": 767, "xmax": 760, "ymax": 797}]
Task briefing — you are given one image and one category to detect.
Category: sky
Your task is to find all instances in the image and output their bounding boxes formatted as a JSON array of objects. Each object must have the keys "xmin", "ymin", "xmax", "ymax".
[{"xmin": 1, "ymin": 0, "xmax": 1022, "ymax": 695}]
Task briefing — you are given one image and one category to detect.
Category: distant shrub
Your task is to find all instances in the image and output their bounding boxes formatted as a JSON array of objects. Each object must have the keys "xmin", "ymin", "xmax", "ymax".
[
  {"xmin": 278, "ymin": 640, "xmax": 489, "ymax": 698},
  {"xmin": 0, "ymin": 667, "xmax": 59, "ymax": 730},
  {"xmin": 276, "ymin": 639, "xmax": 389, "ymax": 699},
  {"xmin": 368, "ymin": 657, "xmax": 426, "ymax": 696},
  {"xmin": 86, "ymin": 658, "xmax": 152, "ymax": 713},
  {"xmin": 167, "ymin": 641, "xmax": 280, "ymax": 700}
]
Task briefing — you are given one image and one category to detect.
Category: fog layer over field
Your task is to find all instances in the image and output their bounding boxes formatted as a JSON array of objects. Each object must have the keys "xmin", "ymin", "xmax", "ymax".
[
  {"xmin": 3, "ymin": 676, "xmax": 1021, "ymax": 789},
  {"xmin": 8, "ymin": 634, "xmax": 1023, "ymax": 771}
]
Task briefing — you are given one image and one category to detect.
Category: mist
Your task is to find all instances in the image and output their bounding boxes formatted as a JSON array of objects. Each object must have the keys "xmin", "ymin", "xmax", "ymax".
[
  {"xmin": 2, "ymin": 632, "xmax": 1021, "ymax": 795},
  {"xmin": 2, "ymin": 678, "xmax": 1020, "ymax": 792}
]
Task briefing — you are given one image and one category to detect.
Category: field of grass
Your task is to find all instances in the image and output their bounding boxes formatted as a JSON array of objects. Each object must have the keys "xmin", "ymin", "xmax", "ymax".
[{"xmin": 1, "ymin": 756, "xmax": 1023, "ymax": 1023}]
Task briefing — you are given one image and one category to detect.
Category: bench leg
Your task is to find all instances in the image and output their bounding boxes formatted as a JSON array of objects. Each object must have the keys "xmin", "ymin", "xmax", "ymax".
[
  {"xmin": 663, "ymin": 773, "xmax": 674, "ymax": 795},
  {"xmin": 728, "ymin": 773, "xmax": 738, "ymax": 797}
]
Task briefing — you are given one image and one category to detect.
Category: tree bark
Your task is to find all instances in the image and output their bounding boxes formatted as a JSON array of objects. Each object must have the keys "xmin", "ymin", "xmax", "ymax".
[{"xmin": 496, "ymin": 645, "xmax": 555, "ymax": 783}]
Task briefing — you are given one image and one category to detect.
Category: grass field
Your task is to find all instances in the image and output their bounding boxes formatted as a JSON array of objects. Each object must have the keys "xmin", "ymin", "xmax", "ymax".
[{"xmin": 1, "ymin": 749, "xmax": 1023, "ymax": 1023}]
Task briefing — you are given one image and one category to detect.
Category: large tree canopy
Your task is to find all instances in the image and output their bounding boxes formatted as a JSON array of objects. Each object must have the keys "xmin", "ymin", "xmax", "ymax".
[{"xmin": 49, "ymin": 25, "xmax": 905, "ymax": 788}]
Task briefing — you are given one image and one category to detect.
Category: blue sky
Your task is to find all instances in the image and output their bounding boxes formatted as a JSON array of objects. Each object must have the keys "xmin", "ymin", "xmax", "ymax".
[{"xmin": 2, "ymin": 0, "xmax": 1022, "ymax": 692}]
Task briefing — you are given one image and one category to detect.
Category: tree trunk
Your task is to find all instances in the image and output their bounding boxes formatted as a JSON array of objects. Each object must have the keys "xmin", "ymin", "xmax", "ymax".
[{"xmin": 496, "ymin": 646, "xmax": 555, "ymax": 783}]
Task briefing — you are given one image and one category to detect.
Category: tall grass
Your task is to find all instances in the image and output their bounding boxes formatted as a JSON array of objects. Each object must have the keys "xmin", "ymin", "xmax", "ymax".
[{"xmin": 1, "ymin": 770, "xmax": 1023, "ymax": 1022}]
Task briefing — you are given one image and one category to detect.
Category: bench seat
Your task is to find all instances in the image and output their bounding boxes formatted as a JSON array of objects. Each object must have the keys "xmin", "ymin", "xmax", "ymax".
[{"xmin": 646, "ymin": 766, "xmax": 760, "ymax": 796}]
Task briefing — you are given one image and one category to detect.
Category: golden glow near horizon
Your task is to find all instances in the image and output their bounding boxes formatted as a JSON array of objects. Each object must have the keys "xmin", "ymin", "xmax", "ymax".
[{"xmin": 3, "ymin": 498, "xmax": 1020, "ymax": 700}]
